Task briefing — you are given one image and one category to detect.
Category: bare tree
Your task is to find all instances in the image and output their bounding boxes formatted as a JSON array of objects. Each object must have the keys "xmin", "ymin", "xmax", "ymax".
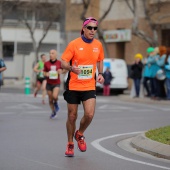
[
  {"xmin": 80, "ymin": 0, "xmax": 116, "ymax": 57},
  {"xmin": 124, "ymin": 0, "xmax": 167, "ymax": 46},
  {"xmin": 18, "ymin": 0, "xmax": 60, "ymax": 62}
]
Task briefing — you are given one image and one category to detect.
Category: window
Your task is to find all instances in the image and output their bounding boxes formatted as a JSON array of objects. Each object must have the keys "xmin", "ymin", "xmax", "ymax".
[{"xmin": 3, "ymin": 42, "xmax": 14, "ymax": 60}]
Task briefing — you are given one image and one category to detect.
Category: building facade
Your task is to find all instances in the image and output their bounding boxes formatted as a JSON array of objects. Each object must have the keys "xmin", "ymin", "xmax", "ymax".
[
  {"xmin": 2, "ymin": 0, "xmax": 63, "ymax": 84},
  {"xmin": 65, "ymin": 0, "xmax": 170, "ymax": 65},
  {"xmin": 2, "ymin": 0, "xmax": 170, "ymax": 87}
]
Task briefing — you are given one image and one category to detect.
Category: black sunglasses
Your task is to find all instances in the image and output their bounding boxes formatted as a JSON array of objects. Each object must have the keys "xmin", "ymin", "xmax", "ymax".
[{"xmin": 86, "ymin": 26, "xmax": 98, "ymax": 31}]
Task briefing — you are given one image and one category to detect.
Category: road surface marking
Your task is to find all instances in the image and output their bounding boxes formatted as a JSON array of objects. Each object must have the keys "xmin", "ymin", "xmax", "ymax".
[
  {"xmin": 6, "ymin": 103, "xmax": 41, "ymax": 109},
  {"xmin": 91, "ymin": 132, "xmax": 170, "ymax": 170}
]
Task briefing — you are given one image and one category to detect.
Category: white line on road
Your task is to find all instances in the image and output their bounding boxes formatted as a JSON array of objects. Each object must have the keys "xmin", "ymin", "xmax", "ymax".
[
  {"xmin": 98, "ymin": 104, "xmax": 108, "ymax": 109},
  {"xmin": 91, "ymin": 132, "xmax": 170, "ymax": 170}
]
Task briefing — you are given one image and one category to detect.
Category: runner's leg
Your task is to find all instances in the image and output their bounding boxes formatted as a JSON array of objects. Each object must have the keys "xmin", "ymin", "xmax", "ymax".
[
  {"xmin": 52, "ymin": 87, "xmax": 60, "ymax": 102},
  {"xmin": 47, "ymin": 90, "xmax": 55, "ymax": 112},
  {"xmin": 79, "ymin": 98, "xmax": 96, "ymax": 134},
  {"xmin": 66, "ymin": 104, "xmax": 78, "ymax": 142},
  {"xmin": 41, "ymin": 80, "xmax": 47, "ymax": 102},
  {"xmin": 34, "ymin": 81, "xmax": 41, "ymax": 97}
]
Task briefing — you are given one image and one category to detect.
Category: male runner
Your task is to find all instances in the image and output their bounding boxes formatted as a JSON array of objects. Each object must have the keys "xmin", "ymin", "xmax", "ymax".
[
  {"xmin": 33, "ymin": 54, "xmax": 47, "ymax": 104},
  {"xmin": 44, "ymin": 49, "xmax": 65, "ymax": 119},
  {"xmin": 61, "ymin": 17, "xmax": 105, "ymax": 157}
]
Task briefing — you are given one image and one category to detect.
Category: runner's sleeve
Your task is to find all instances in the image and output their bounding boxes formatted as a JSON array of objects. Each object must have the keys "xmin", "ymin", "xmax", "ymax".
[
  {"xmin": 97, "ymin": 42, "xmax": 104, "ymax": 61},
  {"xmin": 61, "ymin": 42, "xmax": 74, "ymax": 62}
]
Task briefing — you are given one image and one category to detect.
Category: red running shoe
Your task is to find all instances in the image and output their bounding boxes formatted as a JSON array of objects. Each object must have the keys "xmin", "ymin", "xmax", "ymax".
[
  {"xmin": 74, "ymin": 130, "xmax": 86, "ymax": 152},
  {"xmin": 65, "ymin": 143, "xmax": 74, "ymax": 157}
]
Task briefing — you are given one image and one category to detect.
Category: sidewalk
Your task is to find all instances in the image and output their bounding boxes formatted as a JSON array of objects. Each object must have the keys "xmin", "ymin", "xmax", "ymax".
[
  {"xmin": 119, "ymin": 90, "xmax": 170, "ymax": 160},
  {"xmin": 131, "ymin": 133, "xmax": 170, "ymax": 160},
  {"xmin": 119, "ymin": 93, "xmax": 170, "ymax": 105}
]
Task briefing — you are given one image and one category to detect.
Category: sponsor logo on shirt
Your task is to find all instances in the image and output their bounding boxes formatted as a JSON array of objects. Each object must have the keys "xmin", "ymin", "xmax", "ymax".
[{"xmin": 93, "ymin": 47, "xmax": 99, "ymax": 52}]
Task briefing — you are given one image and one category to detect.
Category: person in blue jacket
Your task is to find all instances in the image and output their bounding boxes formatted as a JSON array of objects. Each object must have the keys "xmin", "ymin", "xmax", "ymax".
[
  {"xmin": 145, "ymin": 47, "xmax": 158, "ymax": 99},
  {"xmin": 142, "ymin": 48, "xmax": 153, "ymax": 97},
  {"xmin": 164, "ymin": 47, "xmax": 170, "ymax": 100},
  {"xmin": 155, "ymin": 46, "xmax": 167, "ymax": 100}
]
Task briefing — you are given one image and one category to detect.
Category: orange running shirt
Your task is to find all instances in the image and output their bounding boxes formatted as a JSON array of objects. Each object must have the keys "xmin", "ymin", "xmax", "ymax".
[{"xmin": 61, "ymin": 37, "xmax": 104, "ymax": 91}]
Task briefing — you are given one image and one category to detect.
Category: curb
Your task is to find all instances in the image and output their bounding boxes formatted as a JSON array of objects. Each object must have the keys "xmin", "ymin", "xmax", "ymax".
[
  {"xmin": 119, "ymin": 94, "xmax": 170, "ymax": 105},
  {"xmin": 131, "ymin": 133, "xmax": 170, "ymax": 160}
]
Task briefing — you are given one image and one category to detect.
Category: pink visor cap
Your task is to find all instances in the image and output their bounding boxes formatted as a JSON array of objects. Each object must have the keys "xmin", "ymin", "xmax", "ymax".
[{"xmin": 81, "ymin": 17, "xmax": 98, "ymax": 35}]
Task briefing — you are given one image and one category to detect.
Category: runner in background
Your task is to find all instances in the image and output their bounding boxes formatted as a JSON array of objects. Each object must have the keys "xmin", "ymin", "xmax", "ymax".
[
  {"xmin": 44, "ymin": 49, "xmax": 66, "ymax": 119},
  {"xmin": 33, "ymin": 54, "xmax": 47, "ymax": 104}
]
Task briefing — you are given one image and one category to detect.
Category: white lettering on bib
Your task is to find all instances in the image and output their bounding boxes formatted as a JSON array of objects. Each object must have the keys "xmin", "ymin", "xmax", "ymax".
[{"xmin": 78, "ymin": 65, "xmax": 93, "ymax": 79}]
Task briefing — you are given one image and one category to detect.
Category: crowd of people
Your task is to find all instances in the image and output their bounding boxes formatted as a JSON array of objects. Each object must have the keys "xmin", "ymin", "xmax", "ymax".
[{"xmin": 130, "ymin": 46, "xmax": 170, "ymax": 101}]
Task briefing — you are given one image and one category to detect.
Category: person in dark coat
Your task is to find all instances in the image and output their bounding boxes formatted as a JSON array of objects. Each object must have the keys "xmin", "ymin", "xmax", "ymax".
[
  {"xmin": 131, "ymin": 53, "xmax": 143, "ymax": 97},
  {"xmin": 103, "ymin": 67, "xmax": 113, "ymax": 96}
]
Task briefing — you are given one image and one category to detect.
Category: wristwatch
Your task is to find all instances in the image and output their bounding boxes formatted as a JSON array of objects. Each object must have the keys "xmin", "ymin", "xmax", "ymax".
[{"xmin": 98, "ymin": 73, "xmax": 103, "ymax": 76}]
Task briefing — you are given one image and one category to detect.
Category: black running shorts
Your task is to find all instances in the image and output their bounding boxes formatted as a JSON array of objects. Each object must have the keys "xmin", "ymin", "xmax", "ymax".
[
  {"xmin": 46, "ymin": 83, "xmax": 60, "ymax": 91},
  {"xmin": 37, "ymin": 78, "xmax": 46, "ymax": 84},
  {"xmin": 63, "ymin": 90, "xmax": 96, "ymax": 104}
]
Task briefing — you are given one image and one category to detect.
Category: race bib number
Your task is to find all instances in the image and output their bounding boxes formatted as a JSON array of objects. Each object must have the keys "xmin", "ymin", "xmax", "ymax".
[
  {"xmin": 78, "ymin": 65, "xmax": 93, "ymax": 79},
  {"xmin": 49, "ymin": 71, "xmax": 58, "ymax": 79}
]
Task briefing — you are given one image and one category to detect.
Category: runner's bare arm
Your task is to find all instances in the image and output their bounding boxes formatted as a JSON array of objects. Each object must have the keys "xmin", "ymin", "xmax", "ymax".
[
  {"xmin": 58, "ymin": 68, "xmax": 68, "ymax": 74},
  {"xmin": 33, "ymin": 63, "xmax": 40, "ymax": 73},
  {"xmin": 97, "ymin": 61, "xmax": 104, "ymax": 84},
  {"xmin": 61, "ymin": 59, "xmax": 81, "ymax": 75},
  {"xmin": 97, "ymin": 60, "xmax": 103, "ymax": 74},
  {"xmin": 43, "ymin": 71, "xmax": 49, "ymax": 77},
  {"xmin": 0, "ymin": 67, "xmax": 6, "ymax": 72},
  {"xmin": 61, "ymin": 59, "xmax": 71, "ymax": 70}
]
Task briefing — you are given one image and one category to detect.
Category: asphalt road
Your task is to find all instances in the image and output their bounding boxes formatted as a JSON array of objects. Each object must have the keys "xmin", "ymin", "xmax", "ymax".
[{"xmin": 0, "ymin": 89, "xmax": 170, "ymax": 170}]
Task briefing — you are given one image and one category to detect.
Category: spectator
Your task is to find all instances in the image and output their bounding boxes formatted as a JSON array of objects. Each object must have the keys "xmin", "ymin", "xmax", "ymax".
[
  {"xmin": 0, "ymin": 58, "xmax": 7, "ymax": 88},
  {"xmin": 130, "ymin": 53, "xmax": 143, "ymax": 97},
  {"xmin": 142, "ymin": 54, "xmax": 151, "ymax": 97},
  {"xmin": 103, "ymin": 67, "xmax": 113, "ymax": 96},
  {"xmin": 164, "ymin": 47, "xmax": 170, "ymax": 100},
  {"xmin": 146, "ymin": 47, "xmax": 158, "ymax": 99},
  {"xmin": 155, "ymin": 46, "xmax": 167, "ymax": 100}
]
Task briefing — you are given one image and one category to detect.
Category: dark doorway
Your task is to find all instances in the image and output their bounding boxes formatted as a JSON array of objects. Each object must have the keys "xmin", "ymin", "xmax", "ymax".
[
  {"xmin": 116, "ymin": 42, "xmax": 125, "ymax": 59},
  {"xmin": 162, "ymin": 29, "xmax": 170, "ymax": 46}
]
